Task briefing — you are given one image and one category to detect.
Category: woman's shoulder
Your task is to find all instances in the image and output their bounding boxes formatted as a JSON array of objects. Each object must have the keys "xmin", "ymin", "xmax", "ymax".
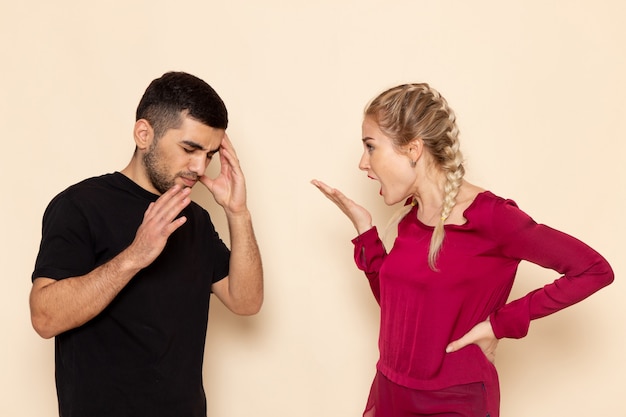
[
  {"xmin": 452, "ymin": 182, "xmax": 489, "ymax": 222},
  {"xmin": 464, "ymin": 187, "xmax": 537, "ymax": 236},
  {"xmin": 460, "ymin": 183, "xmax": 527, "ymax": 222},
  {"xmin": 458, "ymin": 182, "xmax": 487, "ymax": 207}
]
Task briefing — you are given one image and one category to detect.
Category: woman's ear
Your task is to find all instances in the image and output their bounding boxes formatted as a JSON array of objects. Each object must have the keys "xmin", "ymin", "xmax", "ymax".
[
  {"xmin": 406, "ymin": 138, "xmax": 424, "ymax": 164},
  {"xmin": 133, "ymin": 119, "xmax": 154, "ymax": 151}
]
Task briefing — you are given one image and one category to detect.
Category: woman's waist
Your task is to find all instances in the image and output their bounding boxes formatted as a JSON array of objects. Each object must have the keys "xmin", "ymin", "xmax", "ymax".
[{"xmin": 377, "ymin": 343, "xmax": 497, "ymax": 390}]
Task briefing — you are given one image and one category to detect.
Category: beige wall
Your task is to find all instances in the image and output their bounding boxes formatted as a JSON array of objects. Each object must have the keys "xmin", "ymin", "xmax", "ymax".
[{"xmin": 1, "ymin": 1, "xmax": 624, "ymax": 416}]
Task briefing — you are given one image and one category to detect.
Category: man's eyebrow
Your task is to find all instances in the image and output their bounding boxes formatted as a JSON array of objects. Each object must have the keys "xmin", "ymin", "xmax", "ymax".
[{"xmin": 181, "ymin": 140, "xmax": 220, "ymax": 154}]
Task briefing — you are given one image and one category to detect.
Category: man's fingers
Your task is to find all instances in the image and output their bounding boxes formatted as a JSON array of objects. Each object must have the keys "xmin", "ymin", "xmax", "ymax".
[
  {"xmin": 165, "ymin": 215, "xmax": 188, "ymax": 235},
  {"xmin": 219, "ymin": 135, "xmax": 242, "ymax": 171},
  {"xmin": 219, "ymin": 146, "xmax": 243, "ymax": 180},
  {"xmin": 148, "ymin": 186, "xmax": 192, "ymax": 224},
  {"xmin": 221, "ymin": 133, "xmax": 238, "ymax": 158}
]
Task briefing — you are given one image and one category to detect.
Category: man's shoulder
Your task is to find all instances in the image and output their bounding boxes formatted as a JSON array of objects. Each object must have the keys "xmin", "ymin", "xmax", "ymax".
[
  {"xmin": 48, "ymin": 173, "xmax": 129, "ymax": 210},
  {"xmin": 67, "ymin": 172, "xmax": 118, "ymax": 190},
  {"xmin": 60, "ymin": 172, "xmax": 139, "ymax": 198}
]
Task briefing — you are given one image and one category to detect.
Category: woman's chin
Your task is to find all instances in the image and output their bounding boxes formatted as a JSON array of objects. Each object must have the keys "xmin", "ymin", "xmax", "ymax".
[
  {"xmin": 381, "ymin": 193, "xmax": 402, "ymax": 206},
  {"xmin": 381, "ymin": 190, "xmax": 412, "ymax": 206}
]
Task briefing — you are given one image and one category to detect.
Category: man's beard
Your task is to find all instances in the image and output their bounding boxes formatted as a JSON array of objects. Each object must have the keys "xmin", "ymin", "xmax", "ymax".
[{"xmin": 142, "ymin": 141, "xmax": 175, "ymax": 194}]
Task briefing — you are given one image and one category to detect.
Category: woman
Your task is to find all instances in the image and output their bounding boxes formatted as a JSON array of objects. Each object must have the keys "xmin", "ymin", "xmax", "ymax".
[{"xmin": 311, "ymin": 83, "xmax": 613, "ymax": 417}]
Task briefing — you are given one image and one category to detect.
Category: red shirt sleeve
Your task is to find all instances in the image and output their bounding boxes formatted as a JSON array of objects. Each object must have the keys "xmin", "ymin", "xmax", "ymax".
[
  {"xmin": 488, "ymin": 199, "xmax": 614, "ymax": 339},
  {"xmin": 352, "ymin": 226, "xmax": 387, "ymax": 304}
]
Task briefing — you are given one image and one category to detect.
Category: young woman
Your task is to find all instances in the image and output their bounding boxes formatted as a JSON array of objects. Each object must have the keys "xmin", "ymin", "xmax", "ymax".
[{"xmin": 311, "ymin": 83, "xmax": 613, "ymax": 417}]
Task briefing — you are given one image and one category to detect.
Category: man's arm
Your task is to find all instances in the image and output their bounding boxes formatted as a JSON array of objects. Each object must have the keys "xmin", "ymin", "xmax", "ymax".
[
  {"xmin": 30, "ymin": 185, "xmax": 193, "ymax": 338},
  {"xmin": 30, "ymin": 255, "xmax": 143, "ymax": 339},
  {"xmin": 212, "ymin": 210, "xmax": 263, "ymax": 315},
  {"xmin": 200, "ymin": 134, "xmax": 264, "ymax": 315}
]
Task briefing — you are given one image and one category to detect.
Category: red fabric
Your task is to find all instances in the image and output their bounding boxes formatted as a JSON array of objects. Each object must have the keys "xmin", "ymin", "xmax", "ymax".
[
  {"xmin": 364, "ymin": 370, "xmax": 492, "ymax": 417},
  {"xmin": 353, "ymin": 191, "xmax": 613, "ymax": 414}
]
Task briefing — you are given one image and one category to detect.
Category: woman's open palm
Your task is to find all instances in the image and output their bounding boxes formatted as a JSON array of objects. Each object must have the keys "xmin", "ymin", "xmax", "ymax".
[{"xmin": 311, "ymin": 179, "xmax": 373, "ymax": 235}]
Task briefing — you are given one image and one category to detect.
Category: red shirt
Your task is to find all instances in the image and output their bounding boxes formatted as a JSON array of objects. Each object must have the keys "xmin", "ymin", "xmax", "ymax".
[{"xmin": 352, "ymin": 191, "xmax": 613, "ymax": 396}]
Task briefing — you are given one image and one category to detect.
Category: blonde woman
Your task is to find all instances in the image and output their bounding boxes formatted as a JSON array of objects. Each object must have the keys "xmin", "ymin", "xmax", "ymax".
[{"xmin": 311, "ymin": 83, "xmax": 613, "ymax": 417}]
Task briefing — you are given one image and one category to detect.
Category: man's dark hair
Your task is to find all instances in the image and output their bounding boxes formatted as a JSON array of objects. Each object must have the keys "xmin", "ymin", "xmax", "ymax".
[{"xmin": 136, "ymin": 71, "xmax": 228, "ymax": 139}]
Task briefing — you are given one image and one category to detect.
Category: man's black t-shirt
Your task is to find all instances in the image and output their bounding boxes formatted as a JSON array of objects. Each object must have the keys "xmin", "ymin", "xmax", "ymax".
[{"xmin": 32, "ymin": 172, "xmax": 230, "ymax": 417}]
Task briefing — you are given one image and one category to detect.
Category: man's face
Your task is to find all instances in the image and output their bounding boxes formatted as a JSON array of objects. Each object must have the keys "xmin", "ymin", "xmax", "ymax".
[{"xmin": 143, "ymin": 115, "xmax": 225, "ymax": 194}]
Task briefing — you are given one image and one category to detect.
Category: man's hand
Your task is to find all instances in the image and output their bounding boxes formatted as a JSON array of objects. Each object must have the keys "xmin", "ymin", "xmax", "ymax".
[
  {"xmin": 128, "ymin": 184, "xmax": 192, "ymax": 269},
  {"xmin": 199, "ymin": 134, "xmax": 248, "ymax": 217}
]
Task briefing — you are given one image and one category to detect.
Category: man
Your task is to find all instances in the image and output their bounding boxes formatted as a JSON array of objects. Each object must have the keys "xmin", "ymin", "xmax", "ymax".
[{"xmin": 29, "ymin": 71, "xmax": 263, "ymax": 417}]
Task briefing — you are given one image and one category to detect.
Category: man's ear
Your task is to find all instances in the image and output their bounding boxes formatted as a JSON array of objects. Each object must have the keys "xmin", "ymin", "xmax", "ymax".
[{"xmin": 133, "ymin": 119, "xmax": 154, "ymax": 151}]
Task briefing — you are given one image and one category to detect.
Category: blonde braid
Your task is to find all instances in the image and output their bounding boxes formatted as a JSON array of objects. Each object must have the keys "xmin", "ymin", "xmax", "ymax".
[{"xmin": 426, "ymin": 87, "xmax": 465, "ymax": 270}]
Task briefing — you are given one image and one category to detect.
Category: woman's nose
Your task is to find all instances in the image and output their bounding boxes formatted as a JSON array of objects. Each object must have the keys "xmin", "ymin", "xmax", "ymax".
[{"xmin": 358, "ymin": 153, "xmax": 369, "ymax": 171}]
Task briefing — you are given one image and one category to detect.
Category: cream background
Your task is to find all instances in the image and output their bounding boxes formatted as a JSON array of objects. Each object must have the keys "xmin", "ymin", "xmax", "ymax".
[{"xmin": 1, "ymin": 1, "xmax": 624, "ymax": 416}]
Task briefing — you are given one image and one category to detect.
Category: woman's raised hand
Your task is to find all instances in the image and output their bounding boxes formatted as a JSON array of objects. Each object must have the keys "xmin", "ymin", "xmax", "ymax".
[{"xmin": 311, "ymin": 179, "xmax": 373, "ymax": 235}]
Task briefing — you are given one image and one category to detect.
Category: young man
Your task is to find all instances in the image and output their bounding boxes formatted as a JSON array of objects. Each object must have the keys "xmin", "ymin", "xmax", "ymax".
[{"xmin": 30, "ymin": 72, "xmax": 263, "ymax": 417}]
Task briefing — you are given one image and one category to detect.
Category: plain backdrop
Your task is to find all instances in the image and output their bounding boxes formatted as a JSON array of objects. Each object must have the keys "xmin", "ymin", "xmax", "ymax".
[{"xmin": 1, "ymin": 1, "xmax": 624, "ymax": 416}]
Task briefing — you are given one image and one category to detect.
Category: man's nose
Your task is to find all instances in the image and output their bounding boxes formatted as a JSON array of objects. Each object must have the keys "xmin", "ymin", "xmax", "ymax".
[{"xmin": 189, "ymin": 154, "xmax": 208, "ymax": 175}]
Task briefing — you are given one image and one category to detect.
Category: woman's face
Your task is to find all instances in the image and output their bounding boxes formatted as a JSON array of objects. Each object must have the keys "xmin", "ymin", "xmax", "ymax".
[{"xmin": 359, "ymin": 116, "xmax": 417, "ymax": 205}]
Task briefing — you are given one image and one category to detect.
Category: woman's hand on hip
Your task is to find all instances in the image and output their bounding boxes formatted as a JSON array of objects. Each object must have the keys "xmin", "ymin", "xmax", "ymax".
[{"xmin": 446, "ymin": 319, "xmax": 499, "ymax": 364}]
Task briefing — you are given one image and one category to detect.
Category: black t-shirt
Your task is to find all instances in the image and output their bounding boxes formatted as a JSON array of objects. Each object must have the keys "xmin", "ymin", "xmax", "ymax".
[{"xmin": 32, "ymin": 172, "xmax": 230, "ymax": 417}]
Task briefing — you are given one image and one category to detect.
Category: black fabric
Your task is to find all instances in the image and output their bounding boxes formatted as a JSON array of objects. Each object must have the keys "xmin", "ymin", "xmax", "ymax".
[{"xmin": 32, "ymin": 172, "xmax": 230, "ymax": 417}]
